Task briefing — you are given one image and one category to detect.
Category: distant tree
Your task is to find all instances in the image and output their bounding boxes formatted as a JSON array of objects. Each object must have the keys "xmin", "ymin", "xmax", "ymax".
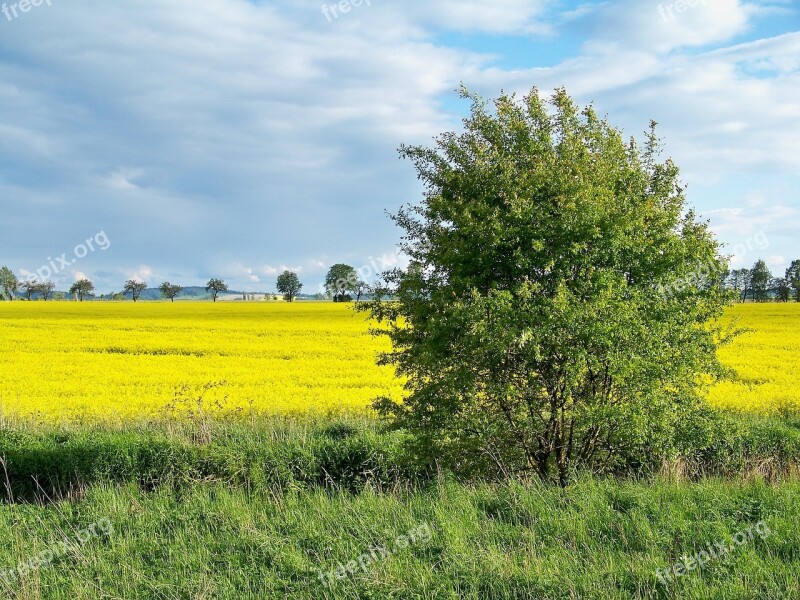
[
  {"xmin": 159, "ymin": 282, "xmax": 183, "ymax": 302},
  {"xmin": 324, "ymin": 264, "xmax": 358, "ymax": 302},
  {"xmin": 20, "ymin": 280, "xmax": 38, "ymax": 301},
  {"xmin": 276, "ymin": 271, "xmax": 303, "ymax": 302},
  {"xmin": 728, "ymin": 268, "xmax": 751, "ymax": 302},
  {"xmin": 786, "ymin": 260, "xmax": 800, "ymax": 302},
  {"xmin": 69, "ymin": 279, "xmax": 95, "ymax": 301},
  {"xmin": 206, "ymin": 278, "xmax": 228, "ymax": 302},
  {"xmin": 0, "ymin": 266, "xmax": 18, "ymax": 300},
  {"xmin": 123, "ymin": 280, "xmax": 148, "ymax": 302},
  {"xmin": 354, "ymin": 280, "xmax": 370, "ymax": 302},
  {"xmin": 774, "ymin": 277, "xmax": 791, "ymax": 302},
  {"xmin": 750, "ymin": 260, "xmax": 772, "ymax": 303},
  {"xmin": 39, "ymin": 281, "xmax": 56, "ymax": 301}
]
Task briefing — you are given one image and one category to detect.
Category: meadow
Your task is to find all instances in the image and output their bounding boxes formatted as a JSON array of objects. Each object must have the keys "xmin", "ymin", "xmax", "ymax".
[{"xmin": 1, "ymin": 302, "xmax": 800, "ymax": 598}]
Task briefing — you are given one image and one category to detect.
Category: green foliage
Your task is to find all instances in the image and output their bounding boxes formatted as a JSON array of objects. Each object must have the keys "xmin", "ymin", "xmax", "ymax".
[
  {"xmin": 205, "ymin": 278, "xmax": 228, "ymax": 302},
  {"xmin": 159, "ymin": 281, "xmax": 183, "ymax": 302},
  {"xmin": 324, "ymin": 264, "xmax": 358, "ymax": 302},
  {"xmin": 69, "ymin": 278, "xmax": 95, "ymax": 301},
  {"xmin": 0, "ymin": 417, "xmax": 418, "ymax": 502},
  {"xmin": 750, "ymin": 260, "xmax": 772, "ymax": 303},
  {"xmin": 123, "ymin": 280, "xmax": 147, "ymax": 302},
  {"xmin": 362, "ymin": 87, "xmax": 732, "ymax": 484},
  {"xmin": 727, "ymin": 268, "xmax": 751, "ymax": 302},
  {"xmin": 786, "ymin": 260, "xmax": 800, "ymax": 302},
  {"xmin": 0, "ymin": 266, "xmax": 17, "ymax": 300},
  {"xmin": 774, "ymin": 277, "xmax": 791, "ymax": 302},
  {"xmin": 276, "ymin": 270, "xmax": 303, "ymax": 302}
]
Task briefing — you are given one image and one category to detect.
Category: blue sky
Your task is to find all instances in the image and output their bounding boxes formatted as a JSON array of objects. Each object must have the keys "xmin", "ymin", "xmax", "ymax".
[{"xmin": 0, "ymin": 0, "xmax": 798, "ymax": 293}]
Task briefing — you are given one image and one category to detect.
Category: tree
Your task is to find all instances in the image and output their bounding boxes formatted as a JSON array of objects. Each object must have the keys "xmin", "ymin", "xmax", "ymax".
[
  {"xmin": 786, "ymin": 260, "xmax": 800, "ymax": 302},
  {"xmin": 20, "ymin": 280, "xmax": 38, "ymax": 301},
  {"xmin": 39, "ymin": 281, "xmax": 56, "ymax": 301},
  {"xmin": 123, "ymin": 280, "xmax": 147, "ymax": 302},
  {"xmin": 69, "ymin": 279, "xmax": 95, "ymax": 301},
  {"xmin": 324, "ymin": 264, "xmax": 358, "ymax": 302},
  {"xmin": 750, "ymin": 260, "xmax": 772, "ymax": 303},
  {"xmin": 774, "ymin": 277, "xmax": 791, "ymax": 302},
  {"xmin": 354, "ymin": 280, "xmax": 370, "ymax": 303},
  {"xmin": 0, "ymin": 266, "xmax": 18, "ymax": 300},
  {"xmin": 359, "ymin": 87, "xmax": 731, "ymax": 485},
  {"xmin": 159, "ymin": 282, "xmax": 183, "ymax": 302},
  {"xmin": 206, "ymin": 278, "xmax": 228, "ymax": 302},
  {"xmin": 727, "ymin": 268, "xmax": 751, "ymax": 303},
  {"xmin": 276, "ymin": 271, "xmax": 303, "ymax": 302}
]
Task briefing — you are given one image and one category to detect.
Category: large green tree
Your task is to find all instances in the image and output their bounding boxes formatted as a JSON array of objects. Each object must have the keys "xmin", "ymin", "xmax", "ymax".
[
  {"xmin": 0, "ymin": 266, "xmax": 18, "ymax": 300},
  {"xmin": 361, "ymin": 87, "xmax": 731, "ymax": 485},
  {"xmin": 276, "ymin": 271, "xmax": 303, "ymax": 302}
]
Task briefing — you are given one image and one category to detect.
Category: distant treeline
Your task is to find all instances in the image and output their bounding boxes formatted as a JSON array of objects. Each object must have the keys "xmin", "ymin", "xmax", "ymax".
[{"xmin": 0, "ymin": 263, "xmax": 378, "ymax": 302}]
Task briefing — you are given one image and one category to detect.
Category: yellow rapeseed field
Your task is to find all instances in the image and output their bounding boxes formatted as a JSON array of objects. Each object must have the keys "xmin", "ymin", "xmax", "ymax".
[
  {"xmin": 0, "ymin": 302, "xmax": 403, "ymax": 423},
  {"xmin": 707, "ymin": 303, "xmax": 800, "ymax": 415},
  {"xmin": 0, "ymin": 301, "xmax": 797, "ymax": 423}
]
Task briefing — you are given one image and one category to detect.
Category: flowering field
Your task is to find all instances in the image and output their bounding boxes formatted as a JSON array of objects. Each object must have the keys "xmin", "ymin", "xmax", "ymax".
[
  {"xmin": 0, "ymin": 302, "xmax": 402, "ymax": 423},
  {"xmin": 707, "ymin": 303, "xmax": 800, "ymax": 415},
  {"xmin": 0, "ymin": 301, "xmax": 798, "ymax": 423}
]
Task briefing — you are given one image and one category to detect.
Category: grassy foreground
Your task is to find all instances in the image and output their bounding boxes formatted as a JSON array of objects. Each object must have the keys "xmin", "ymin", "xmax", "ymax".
[
  {"xmin": 0, "ymin": 415, "xmax": 799, "ymax": 599},
  {"xmin": 1, "ymin": 476, "xmax": 798, "ymax": 598}
]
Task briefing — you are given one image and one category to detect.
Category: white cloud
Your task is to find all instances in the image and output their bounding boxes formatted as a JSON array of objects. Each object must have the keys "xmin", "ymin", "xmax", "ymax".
[{"xmin": 125, "ymin": 266, "xmax": 153, "ymax": 282}]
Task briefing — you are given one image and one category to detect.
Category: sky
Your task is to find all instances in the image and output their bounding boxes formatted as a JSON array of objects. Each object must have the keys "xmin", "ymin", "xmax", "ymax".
[{"xmin": 0, "ymin": 0, "xmax": 798, "ymax": 294}]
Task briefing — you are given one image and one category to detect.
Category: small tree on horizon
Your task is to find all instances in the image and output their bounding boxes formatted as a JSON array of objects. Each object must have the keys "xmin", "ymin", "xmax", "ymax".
[
  {"xmin": 786, "ymin": 260, "xmax": 800, "ymax": 302},
  {"xmin": 69, "ymin": 279, "xmax": 95, "ymax": 301},
  {"xmin": 159, "ymin": 282, "xmax": 183, "ymax": 302},
  {"xmin": 20, "ymin": 280, "xmax": 38, "ymax": 301},
  {"xmin": 774, "ymin": 277, "xmax": 791, "ymax": 302},
  {"xmin": 206, "ymin": 278, "xmax": 228, "ymax": 302},
  {"xmin": 324, "ymin": 264, "xmax": 358, "ymax": 302},
  {"xmin": 39, "ymin": 281, "xmax": 56, "ymax": 301},
  {"xmin": 0, "ymin": 266, "xmax": 18, "ymax": 300},
  {"xmin": 276, "ymin": 271, "xmax": 303, "ymax": 302},
  {"xmin": 123, "ymin": 280, "xmax": 148, "ymax": 302},
  {"xmin": 728, "ymin": 268, "xmax": 751, "ymax": 302},
  {"xmin": 750, "ymin": 260, "xmax": 772, "ymax": 303}
]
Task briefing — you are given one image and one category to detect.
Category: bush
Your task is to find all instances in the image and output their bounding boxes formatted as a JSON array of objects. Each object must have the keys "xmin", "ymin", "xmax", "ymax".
[{"xmin": 362, "ymin": 87, "xmax": 732, "ymax": 484}]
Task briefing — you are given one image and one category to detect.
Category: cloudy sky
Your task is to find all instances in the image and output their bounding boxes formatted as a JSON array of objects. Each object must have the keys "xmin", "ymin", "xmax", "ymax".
[{"xmin": 1, "ymin": 0, "xmax": 798, "ymax": 293}]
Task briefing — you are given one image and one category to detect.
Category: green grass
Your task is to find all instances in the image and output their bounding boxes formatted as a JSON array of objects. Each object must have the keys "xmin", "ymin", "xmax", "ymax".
[
  {"xmin": 0, "ymin": 477, "xmax": 798, "ymax": 598},
  {"xmin": 0, "ymin": 414, "xmax": 799, "ymax": 598}
]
